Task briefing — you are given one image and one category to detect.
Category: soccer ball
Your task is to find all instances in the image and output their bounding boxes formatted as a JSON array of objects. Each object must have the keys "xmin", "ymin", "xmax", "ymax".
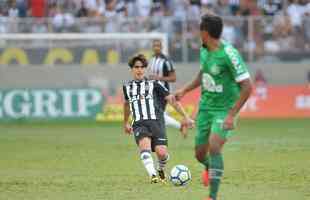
[{"xmin": 170, "ymin": 164, "xmax": 191, "ymax": 186}]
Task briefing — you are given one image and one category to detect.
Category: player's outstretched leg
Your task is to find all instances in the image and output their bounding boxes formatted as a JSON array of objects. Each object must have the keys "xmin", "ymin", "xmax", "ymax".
[{"xmin": 138, "ymin": 137, "xmax": 158, "ymax": 183}]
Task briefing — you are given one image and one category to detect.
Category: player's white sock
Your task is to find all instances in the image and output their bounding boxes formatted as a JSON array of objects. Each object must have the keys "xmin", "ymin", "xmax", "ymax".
[
  {"xmin": 164, "ymin": 112, "xmax": 181, "ymax": 129},
  {"xmin": 140, "ymin": 150, "xmax": 157, "ymax": 177},
  {"xmin": 157, "ymin": 153, "xmax": 170, "ymax": 171}
]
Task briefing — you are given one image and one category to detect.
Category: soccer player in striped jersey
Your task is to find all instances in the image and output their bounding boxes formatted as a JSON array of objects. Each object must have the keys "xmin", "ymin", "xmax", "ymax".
[
  {"xmin": 175, "ymin": 14, "xmax": 253, "ymax": 200},
  {"xmin": 148, "ymin": 39, "xmax": 187, "ymax": 134},
  {"xmin": 123, "ymin": 54, "xmax": 194, "ymax": 184}
]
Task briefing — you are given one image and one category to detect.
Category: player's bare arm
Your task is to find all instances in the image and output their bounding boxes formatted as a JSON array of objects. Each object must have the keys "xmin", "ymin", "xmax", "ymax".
[
  {"xmin": 224, "ymin": 78, "xmax": 253, "ymax": 130},
  {"xmin": 165, "ymin": 94, "xmax": 195, "ymax": 137},
  {"xmin": 175, "ymin": 70, "xmax": 202, "ymax": 100},
  {"xmin": 123, "ymin": 101, "xmax": 132, "ymax": 134}
]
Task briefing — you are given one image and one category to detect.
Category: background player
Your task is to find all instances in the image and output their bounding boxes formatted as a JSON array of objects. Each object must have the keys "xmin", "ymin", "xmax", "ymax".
[{"xmin": 148, "ymin": 39, "xmax": 187, "ymax": 133}]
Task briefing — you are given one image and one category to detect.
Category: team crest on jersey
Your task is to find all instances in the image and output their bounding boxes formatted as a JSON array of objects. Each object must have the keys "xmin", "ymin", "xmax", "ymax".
[{"xmin": 210, "ymin": 64, "xmax": 220, "ymax": 75}]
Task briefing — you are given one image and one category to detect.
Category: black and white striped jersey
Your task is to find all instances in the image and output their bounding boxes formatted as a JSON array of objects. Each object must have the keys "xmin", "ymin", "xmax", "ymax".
[
  {"xmin": 149, "ymin": 53, "xmax": 175, "ymax": 91},
  {"xmin": 123, "ymin": 78, "xmax": 170, "ymax": 122}
]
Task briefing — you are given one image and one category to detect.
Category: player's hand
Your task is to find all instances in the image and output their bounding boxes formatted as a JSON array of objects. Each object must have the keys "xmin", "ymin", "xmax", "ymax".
[
  {"xmin": 186, "ymin": 117, "xmax": 195, "ymax": 129},
  {"xmin": 124, "ymin": 123, "xmax": 132, "ymax": 135},
  {"xmin": 149, "ymin": 74, "xmax": 161, "ymax": 80},
  {"xmin": 180, "ymin": 117, "xmax": 195, "ymax": 138},
  {"xmin": 223, "ymin": 114, "xmax": 234, "ymax": 130},
  {"xmin": 174, "ymin": 89, "xmax": 186, "ymax": 101}
]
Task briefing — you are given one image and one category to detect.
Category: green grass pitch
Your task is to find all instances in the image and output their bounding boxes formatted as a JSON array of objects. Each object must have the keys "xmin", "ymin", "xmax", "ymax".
[{"xmin": 0, "ymin": 119, "xmax": 310, "ymax": 200}]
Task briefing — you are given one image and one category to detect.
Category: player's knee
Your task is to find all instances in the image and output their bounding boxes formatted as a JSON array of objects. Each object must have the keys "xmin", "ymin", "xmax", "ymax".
[
  {"xmin": 209, "ymin": 134, "xmax": 224, "ymax": 154},
  {"xmin": 138, "ymin": 137, "xmax": 151, "ymax": 149},
  {"xmin": 156, "ymin": 147, "xmax": 168, "ymax": 160}
]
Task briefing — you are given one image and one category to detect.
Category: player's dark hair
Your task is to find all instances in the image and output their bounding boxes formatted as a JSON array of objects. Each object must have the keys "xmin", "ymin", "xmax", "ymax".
[
  {"xmin": 128, "ymin": 54, "xmax": 148, "ymax": 68},
  {"xmin": 200, "ymin": 14, "xmax": 223, "ymax": 39}
]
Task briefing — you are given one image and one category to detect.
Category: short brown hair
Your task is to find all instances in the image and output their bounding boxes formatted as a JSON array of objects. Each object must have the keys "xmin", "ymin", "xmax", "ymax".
[{"xmin": 128, "ymin": 54, "xmax": 148, "ymax": 68}]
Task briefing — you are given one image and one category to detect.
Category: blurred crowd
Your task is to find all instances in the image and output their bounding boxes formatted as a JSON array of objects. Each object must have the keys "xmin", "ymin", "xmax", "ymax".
[
  {"xmin": 0, "ymin": 0, "xmax": 299, "ymax": 19},
  {"xmin": 0, "ymin": 0, "xmax": 309, "ymax": 62}
]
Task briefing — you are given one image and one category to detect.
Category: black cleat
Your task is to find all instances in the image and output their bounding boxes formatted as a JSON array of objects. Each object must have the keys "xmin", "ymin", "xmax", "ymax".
[
  {"xmin": 157, "ymin": 170, "xmax": 167, "ymax": 183},
  {"xmin": 151, "ymin": 175, "xmax": 159, "ymax": 184}
]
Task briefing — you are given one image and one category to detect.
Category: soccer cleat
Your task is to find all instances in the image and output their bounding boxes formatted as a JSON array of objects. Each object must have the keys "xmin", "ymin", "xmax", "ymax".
[
  {"xmin": 157, "ymin": 169, "xmax": 167, "ymax": 183},
  {"xmin": 202, "ymin": 169, "xmax": 209, "ymax": 187},
  {"xmin": 151, "ymin": 175, "xmax": 159, "ymax": 184}
]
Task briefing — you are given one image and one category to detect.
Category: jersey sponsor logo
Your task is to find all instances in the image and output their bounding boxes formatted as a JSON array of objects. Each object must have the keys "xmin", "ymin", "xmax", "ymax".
[
  {"xmin": 202, "ymin": 73, "xmax": 223, "ymax": 93},
  {"xmin": 210, "ymin": 64, "xmax": 221, "ymax": 75},
  {"xmin": 129, "ymin": 94, "xmax": 153, "ymax": 102}
]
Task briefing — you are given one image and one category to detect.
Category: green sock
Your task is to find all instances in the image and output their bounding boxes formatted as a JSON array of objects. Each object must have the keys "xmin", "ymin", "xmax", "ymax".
[{"xmin": 209, "ymin": 154, "xmax": 224, "ymax": 200}]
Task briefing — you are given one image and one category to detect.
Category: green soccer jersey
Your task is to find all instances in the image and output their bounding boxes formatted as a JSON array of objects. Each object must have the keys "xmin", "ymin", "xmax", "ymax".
[{"xmin": 199, "ymin": 40, "xmax": 250, "ymax": 111}]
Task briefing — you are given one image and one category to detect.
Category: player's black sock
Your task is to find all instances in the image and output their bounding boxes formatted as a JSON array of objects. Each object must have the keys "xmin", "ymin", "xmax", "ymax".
[{"xmin": 158, "ymin": 153, "xmax": 169, "ymax": 171}]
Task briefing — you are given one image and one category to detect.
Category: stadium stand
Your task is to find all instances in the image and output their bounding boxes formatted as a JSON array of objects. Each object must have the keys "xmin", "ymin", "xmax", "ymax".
[{"xmin": 0, "ymin": 0, "xmax": 309, "ymax": 62}]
